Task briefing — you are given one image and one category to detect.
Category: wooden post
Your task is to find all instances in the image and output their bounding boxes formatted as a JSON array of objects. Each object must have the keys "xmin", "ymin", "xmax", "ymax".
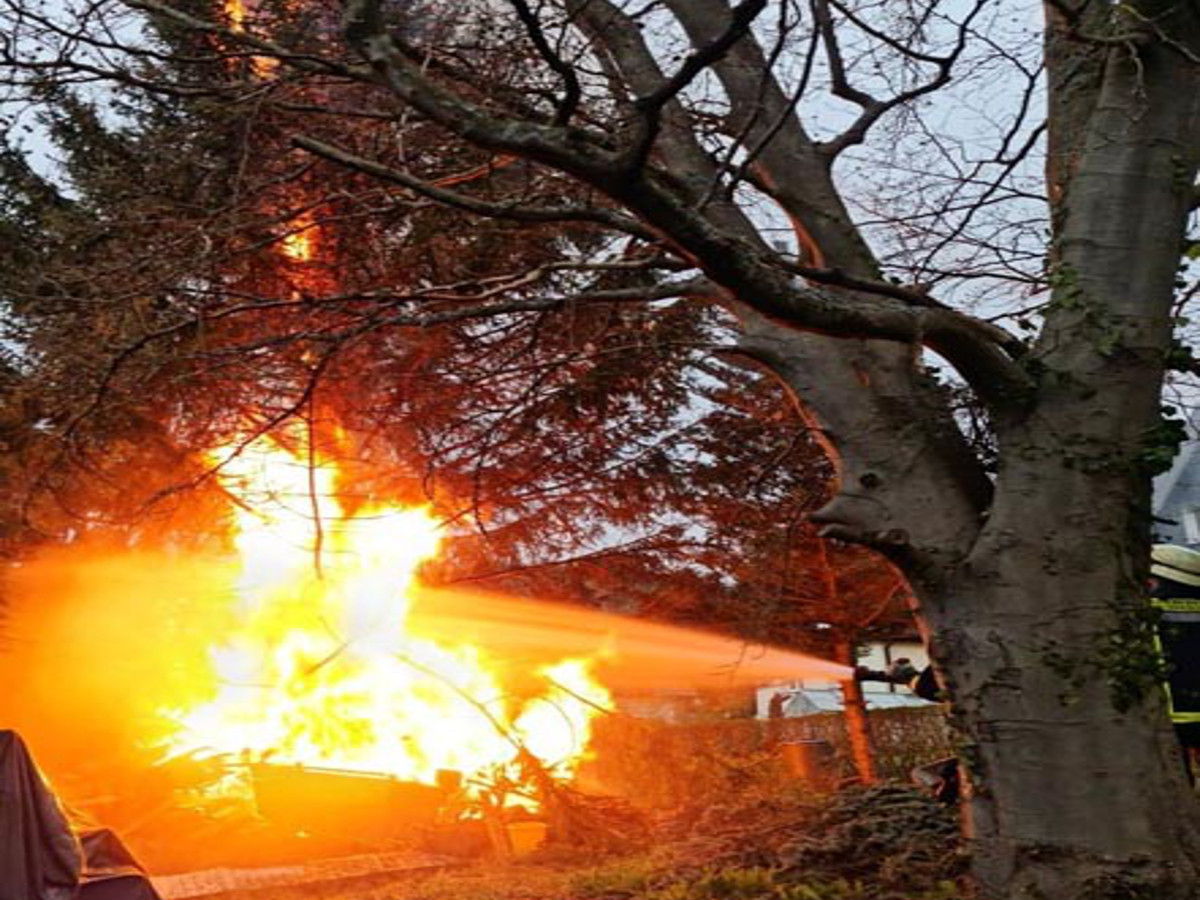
[{"xmin": 835, "ymin": 638, "xmax": 877, "ymax": 783}]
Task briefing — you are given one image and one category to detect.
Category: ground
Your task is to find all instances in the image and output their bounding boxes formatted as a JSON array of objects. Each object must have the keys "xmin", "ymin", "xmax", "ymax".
[
  {"xmin": 156, "ymin": 784, "xmax": 967, "ymax": 900},
  {"xmin": 197, "ymin": 854, "xmax": 964, "ymax": 900}
]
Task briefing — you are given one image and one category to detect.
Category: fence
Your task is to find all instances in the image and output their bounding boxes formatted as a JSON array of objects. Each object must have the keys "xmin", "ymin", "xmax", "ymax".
[{"xmin": 580, "ymin": 707, "xmax": 953, "ymax": 809}]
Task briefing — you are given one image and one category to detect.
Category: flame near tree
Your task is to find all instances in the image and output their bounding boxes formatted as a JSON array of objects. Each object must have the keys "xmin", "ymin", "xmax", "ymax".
[
  {"xmin": 160, "ymin": 14, "xmax": 613, "ymax": 787},
  {"xmin": 164, "ymin": 426, "xmax": 611, "ymax": 789}
]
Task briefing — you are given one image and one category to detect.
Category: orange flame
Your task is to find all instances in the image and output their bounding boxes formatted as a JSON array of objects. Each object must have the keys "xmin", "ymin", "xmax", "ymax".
[
  {"xmin": 223, "ymin": 0, "xmax": 247, "ymax": 30},
  {"xmin": 222, "ymin": 0, "xmax": 278, "ymax": 78},
  {"xmin": 163, "ymin": 428, "xmax": 610, "ymax": 787}
]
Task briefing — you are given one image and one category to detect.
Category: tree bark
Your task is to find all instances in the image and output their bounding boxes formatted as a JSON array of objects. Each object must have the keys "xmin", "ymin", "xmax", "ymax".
[
  {"xmin": 327, "ymin": 1, "xmax": 1200, "ymax": 894},
  {"xmin": 903, "ymin": 11, "xmax": 1200, "ymax": 896}
]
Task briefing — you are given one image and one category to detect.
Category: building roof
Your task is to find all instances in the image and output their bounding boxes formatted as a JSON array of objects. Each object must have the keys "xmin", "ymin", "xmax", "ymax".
[{"xmin": 759, "ymin": 683, "xmax": 930, "ymax": 718}]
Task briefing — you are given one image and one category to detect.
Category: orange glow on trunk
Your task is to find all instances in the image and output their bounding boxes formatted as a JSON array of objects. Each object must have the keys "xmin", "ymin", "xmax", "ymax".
[{"xmin": 223, "ymin": 0, "xmax": 246, "ymax": 30}]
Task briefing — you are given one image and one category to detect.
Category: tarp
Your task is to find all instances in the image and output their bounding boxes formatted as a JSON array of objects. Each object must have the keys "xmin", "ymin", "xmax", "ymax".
[
  {"xmin": 79, "ymin": 829, "xmax": 162, "ymax": 900},
  {"xmin": 0, "ymin": 730, "xmax": 82, "ymax": 900},
  {"xmin": 0, "ymin": 730, "xmax": 161, "ymax": 900}
]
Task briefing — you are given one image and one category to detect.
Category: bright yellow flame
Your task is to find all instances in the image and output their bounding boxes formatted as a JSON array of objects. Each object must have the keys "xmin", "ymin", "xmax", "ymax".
[
  {"xmin": 222, "ymin": 0, "xmax": 278, "ymax": 79},
  {"xmin": 515, "ymin": 660, "xmax": 612, "ymax": 767},
  {"xmin": 280, "ymin": 211, "xmax": 318, "ymax": 262},
  {"xmin": 164, "ymin": 429, "xmax": 610, "ymax": 789},
  {"xmin": 223, "ymin": 0, "xmax": 246, "ymax": 30}
]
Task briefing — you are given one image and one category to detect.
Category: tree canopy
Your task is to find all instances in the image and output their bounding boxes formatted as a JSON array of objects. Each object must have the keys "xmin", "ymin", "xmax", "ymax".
[{"xmin": 3, "ymin": 1, "xmax": 1200, "ymax": 897}]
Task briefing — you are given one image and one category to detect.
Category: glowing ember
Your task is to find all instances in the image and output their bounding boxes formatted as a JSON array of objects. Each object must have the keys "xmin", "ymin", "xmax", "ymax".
[
  {"xmin": 223, "ymin": 0, "xmax": 246, "ymax": 30},
  {"xmin": 222, "ymin": 0, "xmax": 278, "ymax": 78},
  {"xmin": 280, "ymin": 211, "xmax": 318, "ymax": 263},
  {"xmin": 163, "ymin": 428, "xmax": 610, "ymax": 788}
]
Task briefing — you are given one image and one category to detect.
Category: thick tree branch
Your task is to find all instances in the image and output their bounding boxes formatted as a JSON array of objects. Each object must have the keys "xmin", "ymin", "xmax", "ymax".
[
  {"xmin": 623, "ymin": 0, "xmax": 767, "ymax": 172},
  {"xmin": 565, "ymin": 0, "xmax": 748, "ymax": 236},
  {"xmin": 665, "ymin": 0, "xmax": 877, "ymax": 273},
  {"xmin": 698, "ymin": 6, "xmax": 819, "ymax": 215},
  {"xmin": 343, "ymin": 0, "xmax": 624, "ymax": 181},
  {"xmin": 292, "ymin": 133, "xmax": 655, "ymax": 239},
  {"xmin": 332, "ymin": 0, "xmax": 1032, "ymax": 405}
]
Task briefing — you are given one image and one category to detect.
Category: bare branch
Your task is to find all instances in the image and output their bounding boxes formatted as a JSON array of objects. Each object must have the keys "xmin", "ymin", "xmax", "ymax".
[
  {"xmin": 293, "ymin": 134, "xmax": 655, "ymax": 239},
  {"xmin": 508, "ymin": 0, "xmax": 582, "ymax": 126},
  {"xmin": 624, "ymin": 0, "xmax": 768, "ymax": 172},
  {"xmin": 815, "ymin": 0, "xmax": 989, "ymax": 159}
]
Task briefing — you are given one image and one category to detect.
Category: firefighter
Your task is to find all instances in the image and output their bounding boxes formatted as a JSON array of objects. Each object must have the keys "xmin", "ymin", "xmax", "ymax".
[
  {"xmin": 854, "ymin": 657, "xmax": 941, "ymax": 702},
  {"xmin": 854, "ymin": 659, "xmax": 957, "ymax": 801},
  {"xmin": 1149, "ymin": 543, "xmax": 1200, "ymax": 780}
]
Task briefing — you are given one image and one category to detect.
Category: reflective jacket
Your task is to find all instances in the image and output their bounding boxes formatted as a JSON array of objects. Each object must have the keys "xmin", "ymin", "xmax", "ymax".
[{"xmin": 1153, "ymin": 597, "xmax": 1200, "ymax": 726}]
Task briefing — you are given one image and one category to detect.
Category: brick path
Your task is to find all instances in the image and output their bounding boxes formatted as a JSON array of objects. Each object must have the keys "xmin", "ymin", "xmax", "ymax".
[{"xmin": 151, "ymin": 851, "xmax": 454, "ymax": 898}]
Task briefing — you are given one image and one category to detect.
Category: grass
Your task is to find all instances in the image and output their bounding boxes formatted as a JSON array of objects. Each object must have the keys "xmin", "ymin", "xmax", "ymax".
[
  {"xmin": 211, "ymin": 855, "xmax": 966, "ymax": 900},
  {"xmin": 568, "ymin": 860, "xmax": 964, "ymax": 900},
  {"xmin": 187, "ymin": 861, "xmax": 576, "ymax": 900},
  {"xmin": 168, "ymin": 781, "xmax": 967, "ymax": 900}
]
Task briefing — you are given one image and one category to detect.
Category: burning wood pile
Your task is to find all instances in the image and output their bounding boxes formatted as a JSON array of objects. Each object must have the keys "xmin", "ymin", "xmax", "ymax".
[
  {"xmin": 143, "ymin": 428, "xmax": 615, "ymax": 864},
  {"xmin": 0, "ymin": 423, "xmax": 848, "ymax": 875}
]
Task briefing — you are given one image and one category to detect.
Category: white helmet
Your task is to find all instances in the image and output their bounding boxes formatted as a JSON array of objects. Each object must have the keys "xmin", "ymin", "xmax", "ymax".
[{"xmin": 1151, "ymin": 544, "xmax": 1200, "ymax": 587}]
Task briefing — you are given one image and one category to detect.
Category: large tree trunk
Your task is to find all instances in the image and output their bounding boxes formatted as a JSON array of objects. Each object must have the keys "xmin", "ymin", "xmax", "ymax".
[
  {"xmin": 337, "ymin": 0, "xmax": 1200, "ymax": 894},
  {"xmin": 904, "ymin": 12, "xmax": 1200, "ymax": 896},
  {"xmin": 932, "ymin": 473, "xmax": 1200, "ymax": 898},
  {"xmin": 763, "ymin": 10, "xmax": 1200, "ymax": 895}
]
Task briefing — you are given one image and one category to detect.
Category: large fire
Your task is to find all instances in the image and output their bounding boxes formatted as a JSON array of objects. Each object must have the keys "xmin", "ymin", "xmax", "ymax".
[{"xmin": 163, "ymin": 428, "xmax": 611, "ymax": 789}]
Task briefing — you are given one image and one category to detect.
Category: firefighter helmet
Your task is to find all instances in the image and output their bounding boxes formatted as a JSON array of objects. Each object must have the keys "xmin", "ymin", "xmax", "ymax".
[{"xmin": 1151, "ymin": 544, "xmax": 1200, "ymax": 588}]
